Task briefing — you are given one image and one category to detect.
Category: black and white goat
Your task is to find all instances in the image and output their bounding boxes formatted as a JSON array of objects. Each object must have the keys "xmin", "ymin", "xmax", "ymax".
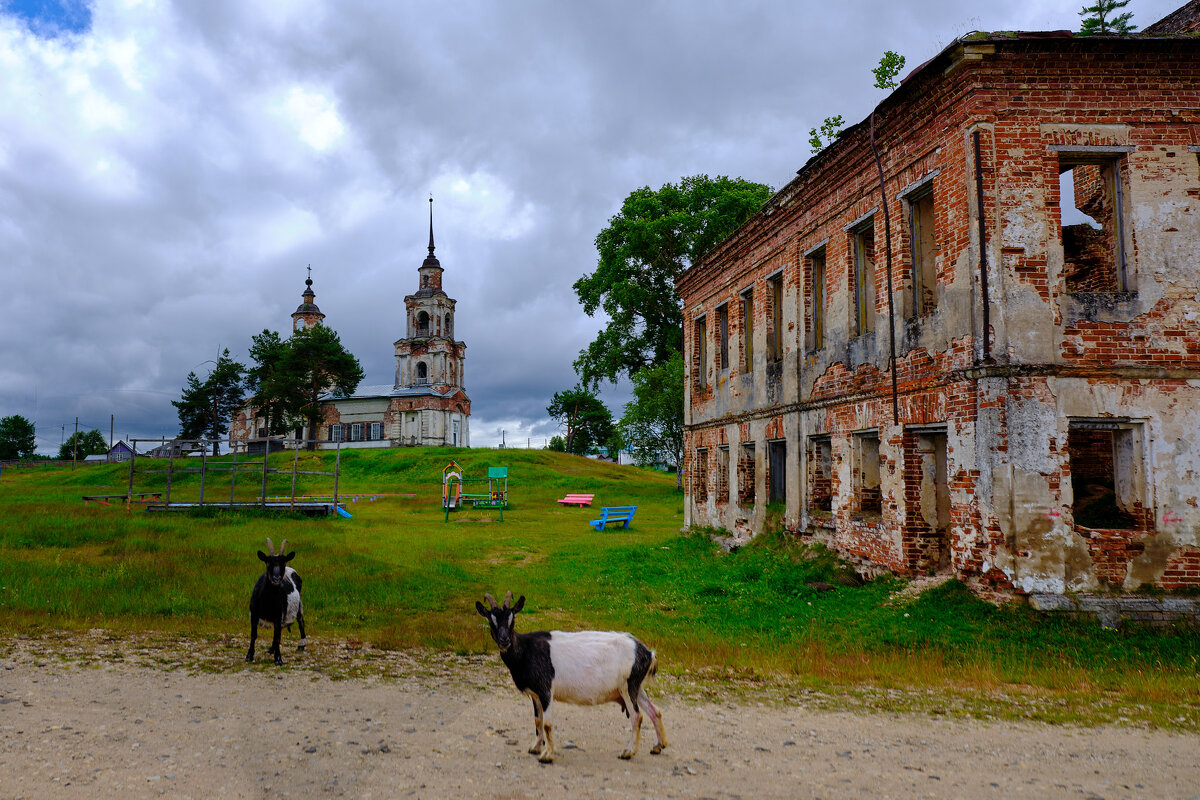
[
  {"xmin": 476, "ymin": 591, "xmax": 667, "ymax": 763},
  {"xmin": 246, "ymin": 538, "xmax": 306, "ymax": 666}
]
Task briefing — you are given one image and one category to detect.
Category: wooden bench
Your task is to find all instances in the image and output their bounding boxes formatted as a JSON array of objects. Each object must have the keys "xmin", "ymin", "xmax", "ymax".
[
  {"xmin": 82, "ymin": 492, "xmax": 162, "ymax": 506},
  {"xmin": 589, "ymin": 506, "xmax": 637, "ymax": 531},
  {"xmin": 557, "ymin": 493, "xmax": 595, "ymax": 507}
]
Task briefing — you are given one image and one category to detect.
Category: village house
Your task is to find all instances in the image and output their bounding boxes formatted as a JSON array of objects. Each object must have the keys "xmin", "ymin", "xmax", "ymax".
[
  {"xmin": 676, "ymin": 7, "xmax": 1200, "ymax": 594},
  {"xmin": 231, "ymin": 201, "xmax": 471, "ymax": 450}
]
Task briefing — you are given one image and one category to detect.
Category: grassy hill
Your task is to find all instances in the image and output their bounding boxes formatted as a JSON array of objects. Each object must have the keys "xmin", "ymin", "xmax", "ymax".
[{"xmin": 1, "ymin": 447, "xmax": 1198, "ymax": 728}]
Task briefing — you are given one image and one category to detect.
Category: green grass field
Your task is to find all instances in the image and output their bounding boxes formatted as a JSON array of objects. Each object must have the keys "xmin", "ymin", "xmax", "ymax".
[{"xmin": 2, "ymin": 448, "xmax": 1197, "ymax": 728}]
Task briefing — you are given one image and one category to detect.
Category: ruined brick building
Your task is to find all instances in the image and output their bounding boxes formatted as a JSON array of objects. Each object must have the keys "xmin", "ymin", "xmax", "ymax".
[
  {"xmin": 232, "ymin": 201, "xmax": 471, "ymax": 449},
  {"xmin": 677, "ymin": 10, "xmax": 1200, "ymax": 594}
]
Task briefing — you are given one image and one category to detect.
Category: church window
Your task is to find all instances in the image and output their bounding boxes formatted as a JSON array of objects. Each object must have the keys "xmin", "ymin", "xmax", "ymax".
[
  {"xmin": 417, "ymin": 311, "xmax": 430, "ymax": 337},
  {"xmin": 445, "ymin": 312, "xmax": 453, "ymax": 337},
  {"xmin": 416, "ymin": 361, "xmax": 428, "ymax": 384}
]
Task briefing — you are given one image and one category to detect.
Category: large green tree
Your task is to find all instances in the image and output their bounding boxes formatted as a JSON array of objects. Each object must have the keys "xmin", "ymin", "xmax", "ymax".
[
  {"xmin": 247, "ymin": 325, "xmax": 364, "ymax": 446},
  {"xmin": 573, "ymin": 175, "xmax": 773, "ymax": 388},
  {"xmin": 0, "ymin": 414, "xmax": 37, "ymax": 459},
  {"xmin": 547, "ymin": 387, "xmax": 615, "ymax": 456},
  {"xmin": 619, "ymin": 351, "xmax": 685, "ymax": 489},
  {"xmin": 59, "ymin": 429, "xmax": 107, "ymax": 461},
  {"xmin": 1079, "ymin": 0, "xmax": 1136, "ymax": 33},
  {"xmin": 172, "ymin": 349, "xmax": 246, "ymax": 455}
]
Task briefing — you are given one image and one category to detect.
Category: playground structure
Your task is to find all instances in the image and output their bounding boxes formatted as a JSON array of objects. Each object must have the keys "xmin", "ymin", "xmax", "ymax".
[
  {"xmin": 442, "ymin": 461, "xmax": 508, "ymax": 521},
  {"xmin": 95, "ymin": 437, "xmax": 353, "ymax": 517}
]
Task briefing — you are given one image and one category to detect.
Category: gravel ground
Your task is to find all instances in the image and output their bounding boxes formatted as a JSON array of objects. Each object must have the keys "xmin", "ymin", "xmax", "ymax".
[{"xmin": 1, "ymin": 635, "xmax": 1198, "ymax": 800}]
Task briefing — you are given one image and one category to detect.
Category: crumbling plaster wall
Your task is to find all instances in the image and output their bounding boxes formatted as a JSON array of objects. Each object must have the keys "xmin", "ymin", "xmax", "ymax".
[{"xmin": 680, "ymin": 38, "xmax": 1200, "ymax": 592}]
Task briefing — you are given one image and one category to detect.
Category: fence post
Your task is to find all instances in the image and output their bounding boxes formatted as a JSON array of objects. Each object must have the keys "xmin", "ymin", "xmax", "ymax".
[
  {"xmin": 291, "ymin": 440, "xmax": 300, "ymax": 510},
  {"xmin": 230, "ymin": 446, "xmax": 238, "ymax": 505},
  {"xmin": 261, "ymin": 439, "xmax": 270, "ymax": 509},
  {"xmin": 126, "ymin": 440, "xmax": 136, "ymax": 514},
  {"xmin": 199, "ymin": 444, "xmax": 207, "ymax": 506},
  {"xmin": 165, "ymin": 443, "xmax": 174, "ymax": 508},
  {"xmin": 332, "ymin": 441, "xmax": 341, "ymax": 517}
]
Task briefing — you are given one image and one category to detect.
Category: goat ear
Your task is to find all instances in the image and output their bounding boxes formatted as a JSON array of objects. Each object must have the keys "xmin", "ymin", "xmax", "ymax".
[
  {"xmin": 284, "ymin": 552, "xmax": 295, "ymax": 562},
  {"xmin": 475, "ymin": 601, "xmax": 490, "ymax": 618},
  {"xmin": 257, "ymin": 551, "xmax": 269, "ymax": 562},
  {"xmin": 512, "ymin": 595, "xmax": 525, "ymax": 614}
]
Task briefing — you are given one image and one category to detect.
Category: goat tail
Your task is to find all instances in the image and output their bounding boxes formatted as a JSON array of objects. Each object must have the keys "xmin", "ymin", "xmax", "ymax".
[{"xmin": 649, "ymin": 650, "xmax": 658, "ymax": 677}]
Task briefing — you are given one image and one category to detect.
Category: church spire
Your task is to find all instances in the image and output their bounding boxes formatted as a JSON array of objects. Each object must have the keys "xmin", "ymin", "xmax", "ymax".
[
  {"xmin": 418, "ymin": 195, "xmax": 443, "ymax": 289},
  {"xmin": 427, "ymin": 194, "xmax": 435, "ymax": 257},
  {"xmin": 292, "ymin": 264, "xmax": 325, "ymax": 332}
]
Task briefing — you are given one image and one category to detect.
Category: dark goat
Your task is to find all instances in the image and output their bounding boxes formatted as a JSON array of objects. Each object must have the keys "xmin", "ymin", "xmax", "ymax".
[
  {"xmin": 476, "ymin": 591, "xmax": 667, "ymax": 762},
  {"xmin": 246, "ymin": 538, "xmax": 306, "ymax": 665}
]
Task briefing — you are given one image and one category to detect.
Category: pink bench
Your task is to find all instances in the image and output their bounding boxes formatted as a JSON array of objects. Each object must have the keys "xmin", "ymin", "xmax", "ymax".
[{"xmin": 557, "ymin": 493, "xmax": 595, "ymax": 507}]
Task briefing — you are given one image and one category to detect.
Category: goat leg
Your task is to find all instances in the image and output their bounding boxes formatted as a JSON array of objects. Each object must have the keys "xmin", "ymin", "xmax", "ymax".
[
  {"xmin": 639, "ymin": 688, "xmax": 667, "ymax": 754},
  {"xmin": 246, "ymin": 613, "xmax": 259, "ymax": 662},
  {"xmin": 270, "ymin": 621, "xmax": 284, "ymax": 665},
  {"xmin": 296, "ymin": 608, "xmax": 307, "ymax": 652}
]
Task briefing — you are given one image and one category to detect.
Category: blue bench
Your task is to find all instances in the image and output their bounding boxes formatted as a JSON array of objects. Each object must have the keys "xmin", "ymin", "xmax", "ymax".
[{"xmin": 590, "ymin": 506, "xmax": 637, "ymax": 531}]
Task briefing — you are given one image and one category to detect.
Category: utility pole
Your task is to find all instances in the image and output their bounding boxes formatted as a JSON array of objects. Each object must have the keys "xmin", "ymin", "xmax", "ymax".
[
  {"xmin": 110, "ymin": 414, "xmax": 114, "ymax": 460},
  {"xmin": 73, "ymin": 417, "xmax": 78, "ymax": 468}
]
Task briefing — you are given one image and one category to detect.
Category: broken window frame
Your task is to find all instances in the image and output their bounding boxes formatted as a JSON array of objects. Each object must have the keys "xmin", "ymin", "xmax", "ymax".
[
  {"xmin": 853, "ymin": 430, "xmax": 882, "ymax": 518},
  {"xmin": 767, "ymin": 272, "xmax": 784, "ymax": 363},
  {"xmin": 695, "ymin": 314, "xmax": 708, "ymax": 389},
  {"xmin": 903, "ymin": 181, "xmax": 937, "ymax": 316},
  {"xmin": 805, "ymin": 244, "xmax": 827, "ymax": 352},
  {"xmin": 716, "ymin": 444, "xmax": 730, "ymax": 505},
  {"xmin": 717, "ymin": 303, "xmax": 729, "ymax": 371},
  {"xmin": 1067, "ymin": 418, "xmax": 1149, "ymax": 531},
  {"xmin": 741, "ymin": 287, "xmax": 754, "ymax": 373},
  {"xmin": 850, "ymin": 217, "xmax": 876, "ymax": 336},
  {"xmin": 694, "ymin": 447, "xmax": 709, "ymax": 503},
  {"xmin": 738, "ymin": 441, "xmax": 756, "ymax": 507},
  {"xmin": 1052, "ymin": 146, "xmax": 1134, "ymax": 293},
  {"xmin": 808, "ymin": 434, "xmax": 833, "ymax": 515}
]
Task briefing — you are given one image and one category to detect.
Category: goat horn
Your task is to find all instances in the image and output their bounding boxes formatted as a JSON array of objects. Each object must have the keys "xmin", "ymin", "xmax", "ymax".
[
  {"xmin": 503, "ymin": 590, "xmax": 513, "ymax": 608},
  {"xmin": 266, "ymin": 538, "xmax": 275, "ymax": 556},
  {"xmin": 280, "ymin": 539, "xmax": 289, "ymax": 554},
  {"xmin": 483, "ymin": 593, "xmax": 497, "ymax": 608}
]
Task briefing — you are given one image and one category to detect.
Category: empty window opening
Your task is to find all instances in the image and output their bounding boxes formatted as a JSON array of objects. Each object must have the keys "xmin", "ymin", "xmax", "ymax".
[
  {"xmin": 808, "ymin": 436, "xmax": 833, "ymax": 514},
  {"xmin": 852, "ymin": 221, "xmax": 875, "ymax": 335},
  {"xmin": 694, "ymin": 448, "xmax": 709, "ymax": 503},
  {"xmin": 1059, "ymin": 159, "xmax": 1127, "ymax": 292},
  {"xmin": 767, "ymin": 439, "xmax": 786, "ymax": 505},
  {"xmin": 716, "ymin": 445, "xmax": 730, "ymax": 504},
  {"xmin": 717, "ymin": 304, "xmax": 729, "ymax": 370},
  {"xmin": 907, "ymin": 187, "xmax": 937, "ymax": 315},
  {"xmin": 908, "ymin": 430, "xmax": 951, "ymax": 573},
  {"xmin": 767, "ymin": 275, "xmax": 783, "ymax": 362},
  {"xmin": 1068, "ymin": 422, "xmax": 1145, "ymax": 530},
  {"xmin": 445, "ymin": 312, "xmax": 453, "ymax": 337},
  {"xmin": 416, "ymin": 361, "xmax": 428, "ymax": 384},
  {"xmin": 854, "ymin": 431, "xmax": 882, "ymax": 517},
  {"xmin": 695, "ymin": 316, "xmax": 708, "ymax": 389},
  {"xmin": 807, "ymin": 248, "xmax": 826, "ymax": 351},
  {"xmin": 741, "ymin": 288, "xmax": 754, "ymax": 372},
  {"xmin": 738, "ymin": 442, "xmax": 756, "ymax": 506},
  {"xmin": 416, "ymin": 310, "xmax": 431, "ymax": 337}
]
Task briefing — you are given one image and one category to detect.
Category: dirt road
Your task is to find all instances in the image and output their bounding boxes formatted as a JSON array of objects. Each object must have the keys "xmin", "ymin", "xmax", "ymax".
[{"xmin": 1, "ymin": 635, "xmax": 1197, "ymax": 799}]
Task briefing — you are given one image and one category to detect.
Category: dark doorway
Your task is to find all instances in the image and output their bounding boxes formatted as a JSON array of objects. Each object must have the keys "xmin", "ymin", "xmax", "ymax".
[{"xmin": 768, "ymin": 439, "xmax": 786, "ymax": 505}]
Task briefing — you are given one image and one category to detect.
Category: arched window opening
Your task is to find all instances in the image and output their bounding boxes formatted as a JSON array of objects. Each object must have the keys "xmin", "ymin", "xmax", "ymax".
[
  {"xmin": 417, "ymin": 311, "xmax": 430, "ymax": 337},
  {"xmin": 416, "ymin": 361, "xmax": 428, "ymax": 384},
  {"xmin": 445, "ymin": 312, "xmax": 453, "ymax": 337}
]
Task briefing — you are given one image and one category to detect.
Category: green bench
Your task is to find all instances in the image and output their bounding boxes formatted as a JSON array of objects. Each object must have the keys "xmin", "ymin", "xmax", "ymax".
[{"xmin": 590, "ymin": 506, "xmax": 637, "ymax": 531}]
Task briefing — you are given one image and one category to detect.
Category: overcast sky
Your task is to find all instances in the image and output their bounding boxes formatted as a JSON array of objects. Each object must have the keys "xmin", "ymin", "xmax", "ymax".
[{"xmin": 0, "ymin": 0, "xmax": 1183, "ymax": 453}]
